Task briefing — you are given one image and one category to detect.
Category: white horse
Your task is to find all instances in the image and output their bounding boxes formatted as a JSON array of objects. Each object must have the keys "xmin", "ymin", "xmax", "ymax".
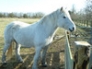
[{"xmin": 2, "ymin": 7, "xmax": 76, "ymax": 69}]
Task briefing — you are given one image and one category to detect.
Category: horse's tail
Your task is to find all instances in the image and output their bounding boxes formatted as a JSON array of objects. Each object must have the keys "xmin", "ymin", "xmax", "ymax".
[
  {"xmin": 4, "ymin": 22, "xmax": 14, "ymax": 59},
  {"xmin": 7, "ymin": 41, "xmax": 14, "ymax": 59}
]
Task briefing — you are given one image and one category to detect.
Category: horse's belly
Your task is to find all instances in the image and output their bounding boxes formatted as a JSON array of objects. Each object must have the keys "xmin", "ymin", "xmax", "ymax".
[
  {"xmin": 21, "ymin": 43, "xmax": 34, "ymax": 48},
  {"xmin": 17, "ymin": 38, "xmax": 34, "ymax": 47},
  {"xmin": 12, "ymin": 24, "xmax": 35, "ymax": 47},
  {"xmin": 13, "ymin": 32, "xmax": 35, "ymax": 47}
]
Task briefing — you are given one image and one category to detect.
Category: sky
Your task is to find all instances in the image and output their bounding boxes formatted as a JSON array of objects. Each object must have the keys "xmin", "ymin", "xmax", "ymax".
[{"xmin": 0, "ymin": 0, "xmax": 86, "ymax": 14}]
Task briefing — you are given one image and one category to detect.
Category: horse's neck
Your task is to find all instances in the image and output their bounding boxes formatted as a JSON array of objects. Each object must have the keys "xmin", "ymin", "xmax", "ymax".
[
  {"xmin": 39, "ymin": 12, "xmax": 58, "ymax": 37},
  {"xmin": 44, "ymin": 22, "xmax": 57, "ymax": 37}
]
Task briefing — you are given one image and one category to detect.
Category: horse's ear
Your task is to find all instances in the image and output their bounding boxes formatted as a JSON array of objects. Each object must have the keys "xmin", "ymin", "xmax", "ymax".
[{"xmin": 60, "ymin": 7, "xmax": 63, "ymax": 11}]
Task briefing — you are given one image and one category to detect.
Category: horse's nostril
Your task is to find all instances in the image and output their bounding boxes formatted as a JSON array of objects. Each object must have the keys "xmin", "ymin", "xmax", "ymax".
[
  {"xmin": 69, "ymin": 27, "xmax": 74, "ymax": 32},
  {"xmin": 72, "ymin": 27, "xmax": 74, "ymax": 31}
]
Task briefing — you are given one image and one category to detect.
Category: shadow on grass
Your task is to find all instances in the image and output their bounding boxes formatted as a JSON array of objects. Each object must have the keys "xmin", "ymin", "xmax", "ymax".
[{"xmin": 0, "ymin": 50, "xmax": 65, "ymax": 69}]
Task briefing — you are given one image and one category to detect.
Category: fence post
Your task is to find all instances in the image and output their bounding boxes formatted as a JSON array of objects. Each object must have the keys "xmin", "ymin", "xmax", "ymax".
[
  {"xmin": 89, "ymin": 21, "xmax": 92, "ymax": 45},
  {"xmin": 65, "ymin": 31, "xmax": 73, "ymax": 69},
  {"xmin": 88, "ymin": 21, "xmax": 92, "ymax": 69},
  {"xmin": 89, "ymin": 49, "xmax": 92, "ymax": 69},
  {"xmin": 74, "ymin": 41, "xmax": 91, "ymax": 69},
  {"xmin": 87, "ymin": 20, "xmax": 88, "ymax": 27},
  {"xmin": 91, "ymin": 21, "xmax": 92, "ymax": 43}
]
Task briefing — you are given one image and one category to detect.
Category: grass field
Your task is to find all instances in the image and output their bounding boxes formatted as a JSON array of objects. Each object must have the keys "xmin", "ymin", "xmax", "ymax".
[{"xmin": 0, "ymin": 18, "xmax": 65, "ymax": 69}]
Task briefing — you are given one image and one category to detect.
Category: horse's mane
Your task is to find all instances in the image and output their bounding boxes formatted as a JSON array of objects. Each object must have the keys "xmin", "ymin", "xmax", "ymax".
[{"xmin": 39, "ymin": 10, "xmax": 58, "ymax": 24}]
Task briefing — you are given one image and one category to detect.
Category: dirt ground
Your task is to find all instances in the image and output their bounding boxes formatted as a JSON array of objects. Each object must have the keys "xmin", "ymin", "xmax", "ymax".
[{"xmin": 0, "ymin": 36, "xmax": 65, "ymax": 69}]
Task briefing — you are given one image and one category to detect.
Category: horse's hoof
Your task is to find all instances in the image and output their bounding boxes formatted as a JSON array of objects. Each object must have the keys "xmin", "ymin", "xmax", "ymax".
[
  {"xmin": 20, "ymin": 61, "xmax": 24, "ymax": 63},
  {"xmin": 42, "ymin": 64, "xmax": 47, "ymax": 67},
  {"xmin": 18, "ymin": 60, "xmax": 24, "ymax": 63},
  {"xmin": 3, "ymin": 63, "xmax": 7, "ymax": 65},
  {"xmin": 2, "ymin": 63, "xmax": 7, "ymax": 67},
  {"xmin": 42, "ymin": 62, "xmax": 47, "ymax": 67},
  {"xmin": 2, "ymin": 62, "xmax": 7, "ymax": 65}
]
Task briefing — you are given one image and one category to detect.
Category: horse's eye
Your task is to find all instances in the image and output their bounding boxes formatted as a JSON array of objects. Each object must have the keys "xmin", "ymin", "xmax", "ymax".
[{"xmin": 63, "ymin": 16, "xmax": 66, "ymax": 19}]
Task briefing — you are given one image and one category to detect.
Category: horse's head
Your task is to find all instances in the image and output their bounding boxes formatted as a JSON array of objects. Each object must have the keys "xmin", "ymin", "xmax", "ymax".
[{"xmin": 57, "ymin": 7, "xmax": 76, "ymax": 32}]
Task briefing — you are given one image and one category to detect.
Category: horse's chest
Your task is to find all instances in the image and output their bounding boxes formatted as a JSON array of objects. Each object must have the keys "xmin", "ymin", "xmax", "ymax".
[
  {"xmin": 45, "ymin": 37, "xmax": 53, "ymax": 45},
  {"xmin": 34, "ymin": 35, "xmax": 53, "ymax": 47}
]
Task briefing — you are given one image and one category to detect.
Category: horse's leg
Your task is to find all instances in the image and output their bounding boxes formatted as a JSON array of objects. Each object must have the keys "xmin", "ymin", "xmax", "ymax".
[
  {"xmin": 15, "ymin": 43, "xmax": 23, "ymax": 63},
  {"xmin": 41, "ymin": 46, "xmax": 48, "ymax": 67},
  {"xmin": 2, "ymin": 42, "xmax": 11, "ymax": 64},
  {"xmin": 32, "ymin": 47, "xmax": 42, "ymax": 69}
]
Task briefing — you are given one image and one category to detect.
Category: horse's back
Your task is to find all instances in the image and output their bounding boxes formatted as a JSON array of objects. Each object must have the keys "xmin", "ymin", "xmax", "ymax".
[
  {"xmin": 11, "ymin": 21, "xmax": 29, "ymax": 29},
  {"xmin": 5, "ymin": 21, "xmax": 29, "ymax": 36},
  {"xmin": 4, "ymin": 21, "xmax": 30, "ymax": 42},
  {"xmin": 5, "ymin": 21, "xmax": 36, "ymax": 47}
]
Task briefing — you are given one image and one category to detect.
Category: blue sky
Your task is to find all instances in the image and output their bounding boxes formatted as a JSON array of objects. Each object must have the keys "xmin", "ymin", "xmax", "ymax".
[{"xmin": 0, "ymin": 0, "xmax": 86, "ymax": 14}]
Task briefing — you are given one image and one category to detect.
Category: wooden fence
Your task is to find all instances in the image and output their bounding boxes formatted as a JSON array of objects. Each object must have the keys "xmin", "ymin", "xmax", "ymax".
[
  {"xmin": 75, "ymin": 20, "xmax": 92, "ymax": 69},
  {"xmin": 65, "ymin": 31, "xmax": 92, "ymax": 69},
  {"xmin": 75, "ymin": 20, "xmax": 92, "ymax": 44},
  {"xmin": 65, "ymin": 20, "xmax": 92, "ymax": 69},
  {"xmin": 89, "ymin": 49, "xmax": 92, "ymax": 69},
  {"xmin": 74, "ymin": 20, "xmax": 92, "ymax": 29}
]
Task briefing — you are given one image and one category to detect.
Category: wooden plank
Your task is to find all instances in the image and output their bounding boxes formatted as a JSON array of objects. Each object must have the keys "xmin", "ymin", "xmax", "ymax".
[
  {"xmin": 89, "ymin": 49, "xmax": 92, "ymax": 69},
  {"xmin": 75, "ymin": 41, "xmax": 91, "ymax": 46},
  {"xmin": 74, "ymin": 41, "xmax": 91, "ymax": 69},
  {"xmin": 65, "ymin": 31, "xmax": 73, "ymax": 69}
]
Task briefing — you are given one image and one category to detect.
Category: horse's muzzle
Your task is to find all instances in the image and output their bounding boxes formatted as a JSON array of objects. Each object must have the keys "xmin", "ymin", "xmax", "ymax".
[{"xmin": 69, "ymin": 27, "xmax": 75, "ymax": 32}]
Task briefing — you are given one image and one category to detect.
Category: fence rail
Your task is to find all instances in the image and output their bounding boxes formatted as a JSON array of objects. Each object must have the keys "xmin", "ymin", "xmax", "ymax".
[
  {"xmin": 74, "ymin": 20, "xmax": 92, "ymax": 28},
  {"xmin": 75, "ymin": 20, "xmax": 92, "ymax": 44}
]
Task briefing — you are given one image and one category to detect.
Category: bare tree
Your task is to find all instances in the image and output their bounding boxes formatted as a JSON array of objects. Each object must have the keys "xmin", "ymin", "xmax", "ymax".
[
  {"xmin": 85, "ymin": 0, "xmax": 92, "ymax": 20},
  {"xmin": 70, "ymin": 4, "xmax": 79, "ymax": 20}
]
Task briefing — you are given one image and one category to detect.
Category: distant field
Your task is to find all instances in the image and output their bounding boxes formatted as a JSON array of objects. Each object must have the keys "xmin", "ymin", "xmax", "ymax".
[{"xmin": 0, "ymin": 18, "xmax": 65, "ymax": 69}]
